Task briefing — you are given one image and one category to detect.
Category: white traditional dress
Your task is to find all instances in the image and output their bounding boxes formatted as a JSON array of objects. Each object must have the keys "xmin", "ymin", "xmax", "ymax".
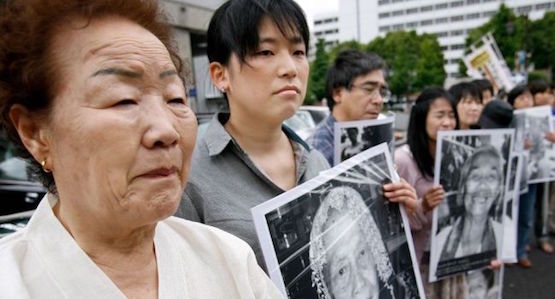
[{"xmin": 0, "ymin": 195, "xmax": 283, "ymax": 299}]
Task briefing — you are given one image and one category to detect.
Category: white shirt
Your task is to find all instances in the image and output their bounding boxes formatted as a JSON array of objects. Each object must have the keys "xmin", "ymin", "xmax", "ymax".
[{"xmin": 0, "ymin": 195, "xmax": 283, "ymax": 299}]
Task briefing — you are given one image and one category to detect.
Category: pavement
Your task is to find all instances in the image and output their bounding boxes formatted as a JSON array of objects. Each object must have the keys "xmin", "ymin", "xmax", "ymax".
[{"xmin": 503, "ymin": 237, "xmax": 555, "ymax": 299}]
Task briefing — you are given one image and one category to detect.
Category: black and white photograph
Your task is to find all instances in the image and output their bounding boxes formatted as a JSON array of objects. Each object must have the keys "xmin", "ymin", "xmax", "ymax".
[
  {"xmin": 514, "ymin": 105, "xmax": 555, "ymax": 184},
  {"xmin": 466, "ymin": 267, "xmax": 504, "ymax": 299},
  {"xmin": 519, "ymin": 152, "xmax": 529, "ymax": 194},
  {"xmin": 252, "ymin": 143, "xmax": 424, "ymax": 299},
  {"xmin": 501, "ymin": 153, "xmax": 522, "ymax": 263},
  {"xmin": 333, "ymin": 113, "xmax": 395, "ymax": 165},
  {"xmin": 510, "ymin": 112, "xmax": 526, "ymax": 152},
  {"xmin": 429, "ymin": 129, "xmax": 514, "ymax": 282}
]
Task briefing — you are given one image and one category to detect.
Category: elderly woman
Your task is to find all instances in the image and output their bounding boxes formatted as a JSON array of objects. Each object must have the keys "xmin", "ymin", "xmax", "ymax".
[
  {"xmin": 309, "ymin": 186, "xmax": 408, "ymax": 299},
  {"xmin": 0, "ymin": 0, "xmax": 281, "ymax": 297},
  {"xmin": 435, "ymin": 146, "xmax": 504, "ymax": 265}
]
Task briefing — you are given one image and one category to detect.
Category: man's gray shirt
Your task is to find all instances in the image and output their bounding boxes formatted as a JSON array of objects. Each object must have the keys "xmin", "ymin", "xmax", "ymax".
[{"xmin": 175, "ymin": 113, "xmax": 330, "ymax": 268}]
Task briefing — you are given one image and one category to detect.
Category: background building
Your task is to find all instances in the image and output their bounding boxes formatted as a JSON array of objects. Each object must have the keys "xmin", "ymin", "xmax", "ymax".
[
  {"xmin": 162, "ymin": 0, "xmax": 227, "ymax": 114},
  {"xmin": 312, "ymin": 0, "xmax": 554, "ymax": 81}
]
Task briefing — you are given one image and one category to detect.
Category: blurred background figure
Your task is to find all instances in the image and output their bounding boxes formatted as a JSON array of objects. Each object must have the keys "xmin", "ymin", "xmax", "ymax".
[{"xmin": 473, "ymin": 79, "xmax": 495, "ymax": 106}]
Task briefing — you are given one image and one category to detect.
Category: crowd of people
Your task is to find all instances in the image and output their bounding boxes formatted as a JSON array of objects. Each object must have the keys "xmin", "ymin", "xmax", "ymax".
[{"xmin": 0, "ymin": 0, "xmax": 553, "ymax": 298}]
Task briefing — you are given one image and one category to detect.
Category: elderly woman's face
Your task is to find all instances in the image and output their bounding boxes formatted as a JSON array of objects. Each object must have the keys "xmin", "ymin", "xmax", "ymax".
[
  {"xmin": 44, "ymin": 17, "xmax": 196, "ymax": 225},
  {"xmin": 322, "ymin": 211, "xmax": 379, "ymax": 299},
  {"xmin": 463, "ymin": 154, "xmax": 501, "ymax": 217}
]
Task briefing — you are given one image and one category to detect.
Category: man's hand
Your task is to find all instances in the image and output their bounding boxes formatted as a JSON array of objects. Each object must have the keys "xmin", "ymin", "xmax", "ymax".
[{"xmin": 383, "ymin": 179, "xmax": 418, "ymax": 213}]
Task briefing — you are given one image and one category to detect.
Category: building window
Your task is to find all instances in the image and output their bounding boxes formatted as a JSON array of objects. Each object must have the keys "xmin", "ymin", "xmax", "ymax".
[
  {"xmin": 451, "ymin": 1, "xmax": 464, "ymax": 7},
  {"xmin": 379, "ymin": 25, "xmax": 390, "ymax": 32},
  {"xmin": 435, "ymin": 3, "xmax": 449, "ymax": 9},
  {"xmin": 392, "ymin": 24, "xmax": 404, "ymax": 30},
  {"xmin": 449, "ymin": 72, "xmax": 462, "ymax": 78},
  {"xmin": 421, "ymin": 19, "xmax": 434, "ymax": 26},
  {"xmin": 379, "ymin": 12, "xmax": 391, "ymax": 19},
  {"xmin": 314, "ymin": 20, "xmax": 322, "ymax": 25},
  {"xmin": 467, "ymin": 0, "xmax": 481, "ymax": 4},
  {"xmin": 451, "ymin": 44, "xmax": 465, "ymax": 50},
  {"xmin": 314, "ymin": 31, "xmax": 322, "ymax": 36},
  {"xmin": 483, "ymin": 0, "xmax": 496, "ymax": 2},
  {"xmin": 421, "ymin": 5, "xmax": 433, "ymax": 12},
  {"xmin": 436, "ymin": 17, "xmax": 449, "ymax": 24},
  {"xmin": 406, "ymin": 21, "xmax": 418, "ymax": 28},
  {"xmin": 517, "ymin": 5, "xmax": 532, "ymax": 14},
  {"xmin": 392, "ymin": 9, "xmax": 404, "ymax": 16},
  {"xmin": 451, "ymin": 30, "xmax": 464, "ymax": 36},
  {"xmin": 536, "ymin": 3, "xmax": 551, "ymax": 10},
  {"xmin": 483, "ymin": 11, "xmax": 496, "ymax": 17},
  {"xmin": 451, "ymin": 15, "xmax": 464, "ymax": 22},
  {"xmin": 392, "ymin": 0, "xmax": 404, "ymax": 3},
  {"xmin": 467, "ymin": 12, "xmax": 481, "ymax": 19},
  {"xmin": 378, "ymin": 0, "xmax": 390, "ymax": 5},
  {"xmin": 406, "ymin": 7, "xmax": 418, "ymax": 14},
  {"xmin": 436, "ymin": 31, "xmax": 448, "ymax": 37},
  {"xmin": 440, "ymin": 45, "xmax": 448, "ymax": 51}
]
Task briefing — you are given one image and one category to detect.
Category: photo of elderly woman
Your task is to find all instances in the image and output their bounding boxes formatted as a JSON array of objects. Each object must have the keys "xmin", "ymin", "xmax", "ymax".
[
  {"xmin": 252, "ymin": 143, "xmax": 424, "ymax": 298},
  {"xmin": 466, "ymin": 268, "xmax": 503, "ymax": 299},
  {"xmin": 334, "ymin": 114, "xmax": 395, "ymax": 165},
  {"xmin": 514, "ymin": 106, "xmax": 555, "ymax": 183},
  {"xmin": 429, "ymin": 130, "xmax": 514, "ymax": 282}
]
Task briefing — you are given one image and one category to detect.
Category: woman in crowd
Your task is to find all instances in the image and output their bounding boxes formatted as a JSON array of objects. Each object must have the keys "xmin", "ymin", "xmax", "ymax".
[
  {"xmin": 448, "ymin": 82, "xmax": 483, "ymax": 130},
  {"xmin": 395, "ymin": 88, "xmax": 464, "ymax": 298},
  {"xmin": 176, "ymin": 0, "xmax": 418, "ymax": 267},
  {"xmin": 0, "ymin": 0, "xmax": 281, "ymax": 297}
]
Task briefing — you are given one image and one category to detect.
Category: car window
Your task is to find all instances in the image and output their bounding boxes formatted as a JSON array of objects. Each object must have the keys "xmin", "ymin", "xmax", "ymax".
[{"xmin": 0, "ymin": 134, "xmax": 30, "ymax": 181}]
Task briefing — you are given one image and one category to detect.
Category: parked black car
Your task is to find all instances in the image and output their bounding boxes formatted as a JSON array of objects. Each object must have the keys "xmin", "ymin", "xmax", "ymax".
[{"xmin": 0, "ymin": 137, "xmax": 46, "ymax": 238}]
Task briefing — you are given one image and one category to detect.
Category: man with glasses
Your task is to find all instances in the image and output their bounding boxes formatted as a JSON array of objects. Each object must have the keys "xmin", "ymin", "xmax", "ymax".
[{"xmin": 308, "ymin": 49, "xmax": 390, "ymax": 166}]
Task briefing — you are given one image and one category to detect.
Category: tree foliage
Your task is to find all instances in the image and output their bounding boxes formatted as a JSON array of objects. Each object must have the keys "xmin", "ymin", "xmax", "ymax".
[
  {"xmin": 305, "ymin": 39, "xmax": 329, "ymax": 104},
  {"xmin": 368, "ymin": 31, "xmax": 445, "ymax": 96},
  {"xmin": 529, "ymin": 11, "xmax": 555, "ymax": 77}
]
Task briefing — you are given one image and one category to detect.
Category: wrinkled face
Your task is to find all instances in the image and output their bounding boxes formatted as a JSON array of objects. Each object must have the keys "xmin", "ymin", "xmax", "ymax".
[
  {"xmin": 225, "ymin": 16, "xmax": 308, "ymax": 124},
  {"xmin": 335, "ymin": 70, "xmax": 386, "ymax": 121},
  {"xmin": 426, "ymin": 98, "xmax": 456, "ymax": 141},
  {"xmin": 456, "ymin": 96, "xmax": 482, "ymax": 129},
  {"xmin": 513, "ymin": 91, "xmax": 534, "ymax": 110},
  {"xmin": 46, "ymin": 17, "xmax": 197, "ymax": 227},
  {"xmin": 463, "ymin": 154, "xmax": 501, "ymax": 218},
  {"xmin": 323, "ymin": 210, "xmax": 379, "ymax": 299}
]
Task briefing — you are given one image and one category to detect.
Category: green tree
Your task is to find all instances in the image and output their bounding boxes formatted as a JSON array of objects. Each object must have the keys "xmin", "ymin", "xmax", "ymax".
[
  {"xmin": 529, "ymin": 11, "xmax": 555, "ymax": 78},
  {"xmin": 367, "ymin": 31, "xmax": 445, "ymax": 96},
  {"xmin": 305, "ymin": 39, "xmax": 329, "ymax": 104},
  {"xmin": 327, "ymin": 40, "xmax": 365, "ymax": 63}
]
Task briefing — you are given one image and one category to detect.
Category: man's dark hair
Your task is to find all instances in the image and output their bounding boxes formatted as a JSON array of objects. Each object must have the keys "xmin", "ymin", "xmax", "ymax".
[
  {"xmin": 528, "ymin": 79, "xmax": 550, "ymax": 95},
  {"xmin": 407, "ymin": 87, "xmax": 456, "ymax": 178},
  {"xmin": 325, "ymin": 50, "xmax": 387, "ymax": 111},
  {"xmin": 472, "ymin": 79, "xmax": 494, "ymax": 99},
  {"xmin": 507, "ymin": 84, "xmax": 530, "ymax": 106},
  {"xmin": 207, "ymin": 0, "xmax": 309, "ymax": 65},
  {"xmin": 448, "ymin": 82, "xmax": 482, "ymax": 106}
]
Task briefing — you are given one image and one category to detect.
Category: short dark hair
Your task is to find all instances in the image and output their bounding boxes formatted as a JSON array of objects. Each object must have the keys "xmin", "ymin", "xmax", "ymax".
[
  {"xmin": 0, "ymin": 0, "xmax": 180, "ymax": 193},
  {"xmin": 407, "ymin": 87, "xmax": 456, "ymax": 178},
  {"xmin": 207, "ymin": 0, "xmax": 309, "ymax": 65},
  {"xmin": 507, "ymin": 84, "xmax": 530, "ymax": 106},
  {"xmin": 325, "ymin": 50, "xmax": 387, "ymax": 111},
  {"xmin": 472, "ymin": 79, "xmax": 494, "ymax": 99},
  {"xmin": 528, "ymin": 79, "xmax": 550, "ymax": 95},
  {"xmin": 448, "ymin": 82, "xmax": 482, "ymax": 106}
]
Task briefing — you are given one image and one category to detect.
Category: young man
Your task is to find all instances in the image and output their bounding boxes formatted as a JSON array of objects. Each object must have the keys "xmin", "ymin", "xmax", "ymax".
[{"xmin": 307, "ymin": 50, "xmax": 390, "ymax": 166}]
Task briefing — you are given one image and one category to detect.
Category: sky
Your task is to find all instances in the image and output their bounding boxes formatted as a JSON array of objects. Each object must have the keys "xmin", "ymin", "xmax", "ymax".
[{"xmin": 294, "ymin": 0, "xmax": 338, "ymax": 27}]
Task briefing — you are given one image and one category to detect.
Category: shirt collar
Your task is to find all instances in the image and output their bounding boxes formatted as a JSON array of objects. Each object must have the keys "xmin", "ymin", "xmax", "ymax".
[{"xmin": 203, "ymin": 112, "xmax": 312, "ymax": 157}]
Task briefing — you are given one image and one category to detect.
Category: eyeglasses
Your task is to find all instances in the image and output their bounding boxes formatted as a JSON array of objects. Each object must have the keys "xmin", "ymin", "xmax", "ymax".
[{"xmin": 350, "ymin": 84, "xmax": 391, "ymax": 102}]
